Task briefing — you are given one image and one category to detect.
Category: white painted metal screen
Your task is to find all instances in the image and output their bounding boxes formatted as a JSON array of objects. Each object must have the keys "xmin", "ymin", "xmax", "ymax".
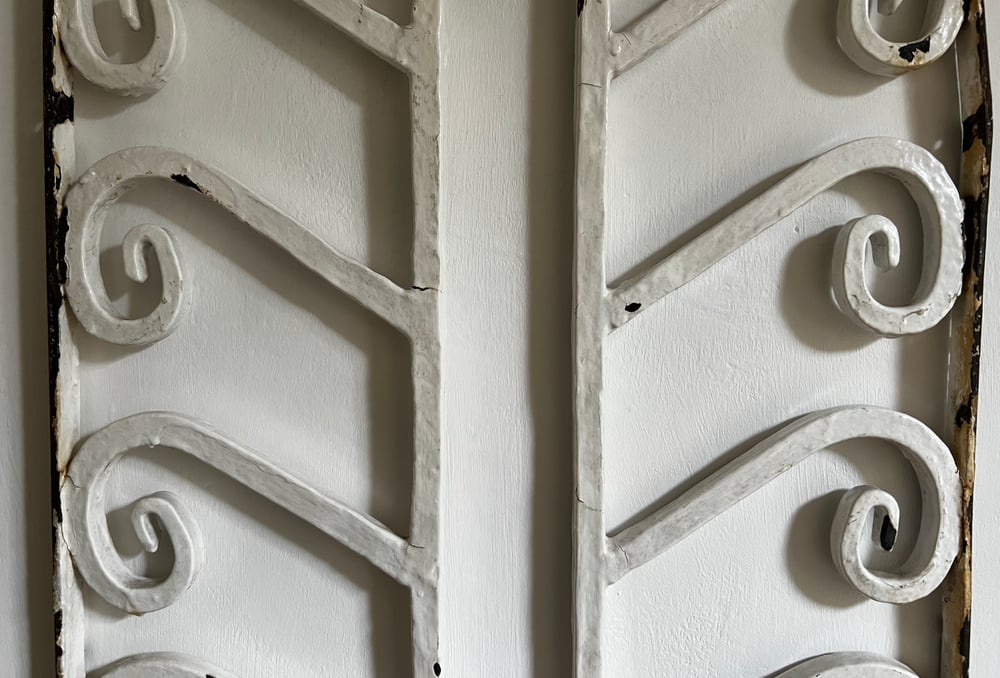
[
  {"xmin": 572, "ymin": 0, "xmax": 988, "ymax": 676},
  {"xmin": 40, "ymin": 0, "xmax": 991, "ymax": 676},
  {"xmin": 45, "ymin": 1, "xmax": 442, "ymax": 675}
]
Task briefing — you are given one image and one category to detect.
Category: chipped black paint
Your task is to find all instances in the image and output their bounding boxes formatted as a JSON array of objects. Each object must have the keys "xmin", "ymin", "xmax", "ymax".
[
  {"xmin": 171, "ymin": 173, "xmax": 204, "ymax": 193},
  {"xmin": 955, "ymin": 401, "xmax": 973, "ymax": 428},
  {"xmin": 577, "ymin": 0, "xmax": 585, "ymax": 17},
  {"xmin": 959, "ymin": 614, "xmax": 972, "ymax": 673},
  {"xmin": 52, "ymin": 606, "xmax": 63, "ymax": 665},
  {"xmin": 433, "ymin": 662, "xmax": 442, "ymax": 676},
  {"xmin": 948, "ymin": 4, "xmax": 992, "ymax": 676},
  {"xmin": 44, "ymin": 0, "xmax": 72, "ymax": 672},
  {"xmin": 962, "ymin": 103, "xmax": 989, "ymax": 152},
  {"xmin": 898, "ymin": 37, "xmax": 931, "ymax": 62},
  {"xmin": 624, "ymin": 302, "xmax": 641, "ymax": 313},
  {"xmin": 43, "ymin": 0, "xmax": 70, "ymax": 526},
  {"xmin": 46, "ymin": 90, "xmax": 73, "ymax": 128}
]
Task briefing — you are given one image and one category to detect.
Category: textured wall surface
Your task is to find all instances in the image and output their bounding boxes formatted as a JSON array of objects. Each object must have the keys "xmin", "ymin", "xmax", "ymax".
[{"xmin": 1, "ymin": 0, "xmax": 999, "ymax": 676}]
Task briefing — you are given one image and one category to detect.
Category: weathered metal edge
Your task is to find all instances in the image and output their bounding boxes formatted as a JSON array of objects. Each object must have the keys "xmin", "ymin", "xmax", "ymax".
[
  {"xmin": 44, "ymin": 1, "xmax": 83, "ymax": 676},
  {"xmin": 942, "ymin": 1, "xmax": 992, "ymax": 676}
]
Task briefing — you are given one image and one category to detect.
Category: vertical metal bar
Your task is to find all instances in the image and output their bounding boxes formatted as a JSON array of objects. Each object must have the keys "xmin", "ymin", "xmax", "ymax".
[
  {"xmin": 943, "ymin": 2, "xmax": 991, "ymax": 676},
  {"xmin": 573, "ymin": 3, "xmax": 611, "ymax": 677},
  {"xmin": 44, "ymin": 0, "xmax": 83, "ymax": 675},
  {"xmin": 408, "ymin": 4, "xmax": 443, "ymax": 674}
]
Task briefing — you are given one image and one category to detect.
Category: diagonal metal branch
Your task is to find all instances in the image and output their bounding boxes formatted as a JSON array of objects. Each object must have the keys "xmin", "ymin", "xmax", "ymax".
[
  {"xmin": 294, "ymin": 0, "xmax": 413, "ymax": 71},
  {"xmin": 65, "ymin": 146, "xmax": 425, "ymax": 344},
  {"xmin": 610, "ymin": 0, "xmax": 731, "ymax": 77},
  {"xmin": 605, "ymin": 138, "xmax": 963, "ymax": 337},
  {"xmin": 62, "ymin": 412, "xmax": 417, "ymax": 614}
]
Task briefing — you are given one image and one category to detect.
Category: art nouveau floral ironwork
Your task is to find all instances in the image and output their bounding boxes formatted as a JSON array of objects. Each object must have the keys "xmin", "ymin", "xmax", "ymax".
[
  {"xmin": 572, "ymin": 0, "xmax": 990, "ymax": 675},
  {"xmin": 46, "ymin": 0, "xmax": 443, "ymax": 675}
]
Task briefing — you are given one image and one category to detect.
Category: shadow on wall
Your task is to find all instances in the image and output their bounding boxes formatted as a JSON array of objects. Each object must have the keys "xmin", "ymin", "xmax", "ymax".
[
  {"xmin": 14, "ymin": 0, "xmax": 56, "ymax": 676},
  {"xmin": 526, "ymin": 2, "xmax": 576, "ymax": 677}
]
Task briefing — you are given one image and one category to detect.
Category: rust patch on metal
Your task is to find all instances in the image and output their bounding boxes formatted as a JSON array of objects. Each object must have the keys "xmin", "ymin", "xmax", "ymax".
[
  {"xmin": 44, "ymin": 0, "xmax": 74, "ymax": 674},
  {"xmin": 942, "ymin": 1, "xmax": 991, "ymax": 676}
]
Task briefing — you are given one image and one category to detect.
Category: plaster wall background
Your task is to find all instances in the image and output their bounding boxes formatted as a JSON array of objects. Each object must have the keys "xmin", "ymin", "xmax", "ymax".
[{"xmin": 1, "ymin": 0, "xmax": 999, "ymax": 676}]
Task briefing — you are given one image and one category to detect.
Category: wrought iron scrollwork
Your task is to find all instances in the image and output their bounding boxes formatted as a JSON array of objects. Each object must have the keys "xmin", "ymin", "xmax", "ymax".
[
  {"xmin": 58, "ymin": 0, "xmax": 434, "ymax": 96},
  {"xmin": 775, "ymin": 652, "xmax": 919, "ymax": 677},
  {"xmin": 837, "ymin": 0, "xmax": 964, "ymax": 77},
  {"xmin": 53, "ymin": 0, "xmax": 444, "ymax": 674},
  {"xmin": 62, "ymin": 412, "xmax": 422, "ymax": 614},
  {"xmin": 59, "ymin": 0, "xmax": 186, "ymax": 96},
  {"xmin": 606, "ymin": 138, "xmax": 964, "ymax": 337},
  {"xmin": 96, "ymin": 651, "xmax": 238, "ymax": 678},
  {"xmin": 64, "ymin": 147, "xmax": 426, "ymax": 345},
  {"xmin": 605, "ymin": 407, "xmax": 962, "ymax": 605},
  {"xmin": 573, "ymin": 0, "xmax": 977, "ymax": 676}
]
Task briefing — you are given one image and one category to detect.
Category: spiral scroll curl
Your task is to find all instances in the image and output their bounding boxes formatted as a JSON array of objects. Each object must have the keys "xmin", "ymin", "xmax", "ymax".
[
  {"xmin": 59, "ymin": 0, "xmax": 187, "ymax": 96},
  {"xmin": 607, "ymin": 138, "xmax": 964, "ymax": 337},
  {"xmin": 65, "ymin": 151, "xmax": 191, "ymax": 344},
  {"xmin": 775, "ymin": 652, "xmax": 918, "ymax": 677},
  {"xmin": 61, "ymin": 411, "xmax": 412, "ymax": 614},
  {"xmin": 607, "ymin": 407, "xmax": 961, "ymax": 605},
  {"xmin": 837, "ymin": 0, "xmax": 963, "ymax": 77},
  {"xmin": 65, "ymin": 147, "xmax": 418, "ymax": 346},
  {"xmin": 62, "ymin": 420, "xmax": 205, "ymax": 614},
  {"xmin": 96, "ymin": 652, "xmax": 238, "ymax": 678}
]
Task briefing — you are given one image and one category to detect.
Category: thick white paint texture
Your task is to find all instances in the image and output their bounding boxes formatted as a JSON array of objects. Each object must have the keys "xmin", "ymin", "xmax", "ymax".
[
  {"xmin": 60, "ymin": 0, "xmax": 187, "ymax": 96},
  {"xmin": 604, "ymin": 406, "xmax": 962, "ymax": 607},
  {"xmin": 576, "ymin": 0, "xmax": 975, "ymax": 676},
  {"xmin": 96, "ymin": 652, "xmax": 238, "ymax": 678},
  {"xmin": 56, "ymin": 0, "xmax": 443, "ymax": 675},
  {"xmin": 2, "ymin": 1, "xmax": 1000, "ymax": 678},
  {"xmin": 606, "ymin": 138, "xmax": 964, "ymax": 336},
  {"xmin": 837, "ymin": 0, "xmax": 964, "ymax": 77},
  {"xmin": 776, "ymin": 652, "xmax": 919, "ymax": 678}
]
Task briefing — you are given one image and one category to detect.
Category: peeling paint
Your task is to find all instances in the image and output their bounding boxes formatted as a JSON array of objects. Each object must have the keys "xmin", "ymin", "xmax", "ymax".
[
  {"xmin": 898, "ymin": 37, "xmax": 932, "ymax": 62},
  {"xmin": 574, "ymin": 0, "xmax": 989, "ymax": 675},
  {"xmin": 47, "ymin": 0, "xmax": 444, "ymax": 675},
  {"xmin": 940, "ymin": 1, "xmax": 990, "ymax": 675},
  {"xmin": 169, "ymin": 173, "xmax": 204, "ymax": 193}
]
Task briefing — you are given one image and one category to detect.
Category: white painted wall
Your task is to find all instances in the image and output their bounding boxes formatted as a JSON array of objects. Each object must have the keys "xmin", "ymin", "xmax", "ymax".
[{"xmin": 2, "ymin": 0, "xmax": 999, "ymax": 676}]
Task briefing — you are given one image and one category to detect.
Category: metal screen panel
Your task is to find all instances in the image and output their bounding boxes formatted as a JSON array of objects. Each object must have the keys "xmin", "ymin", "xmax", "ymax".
[
  {"xmin": 572, "ymin": 1, "xmax": 990, "ymax": 675},
  {"xmin": 44, "ymin": 1, "xmax": 443, "ymax": 675}
]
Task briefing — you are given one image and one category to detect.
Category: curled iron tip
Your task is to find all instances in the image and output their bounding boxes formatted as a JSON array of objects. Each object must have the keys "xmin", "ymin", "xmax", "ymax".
[{"xmin": 119, "ymin": 0, "xmax": 142, "ymax": 30}]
